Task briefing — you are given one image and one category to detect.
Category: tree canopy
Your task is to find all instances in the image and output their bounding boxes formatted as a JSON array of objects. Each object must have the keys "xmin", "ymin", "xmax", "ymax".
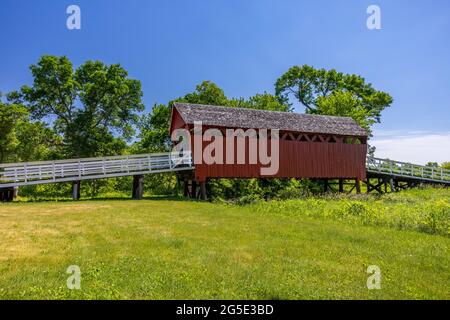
[
  {"xmin": 275, "ymin": 65, "xmax": 393, "ymax": 134},
  {"xmin": 0, "ymin": 97, "xmax": 27, "ymax": 163},
  {"xmin": 0, "ymin": 94, "xmax": 59, "ymax": 163},
  {"xmin": 441, "ymin": 162, "xmax": 450, "ymax": 170},
  {"xmin": 9, "ymin": 55, "xmax": 144, "ymax": 158}
]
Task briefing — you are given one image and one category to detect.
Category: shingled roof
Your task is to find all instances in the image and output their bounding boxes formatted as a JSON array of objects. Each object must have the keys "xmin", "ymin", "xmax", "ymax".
[{"xmin": 173, "ymin": 103, "xmax": 368, "ymax": 137}]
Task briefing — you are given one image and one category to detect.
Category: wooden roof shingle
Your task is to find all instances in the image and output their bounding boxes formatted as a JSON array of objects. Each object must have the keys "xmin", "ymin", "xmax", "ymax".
[{"xmin": 173, "ymin": 102, "xmax": 368, "ymax": 137}]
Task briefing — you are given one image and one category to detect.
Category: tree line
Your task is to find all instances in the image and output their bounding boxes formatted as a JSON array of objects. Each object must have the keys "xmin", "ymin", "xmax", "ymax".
[{"xmin": 3, "ymin": 55, "xmax": 440, "ymax": 200}]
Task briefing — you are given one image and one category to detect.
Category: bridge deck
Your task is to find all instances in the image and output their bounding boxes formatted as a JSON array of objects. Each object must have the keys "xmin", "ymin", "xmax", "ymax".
[{"xmin": 366, "ymin": 157, "xmax": 450, "ymax": 185}]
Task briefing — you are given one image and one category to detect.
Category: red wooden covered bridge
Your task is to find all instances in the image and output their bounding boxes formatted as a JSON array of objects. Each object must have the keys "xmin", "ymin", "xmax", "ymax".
[
  {"xmin": 0, "ymin": 103, "xmax": 449, "ymax": 201},
  {"xmin": 170, "ymin": 103, "xmax": 368, "ymax": 198}
]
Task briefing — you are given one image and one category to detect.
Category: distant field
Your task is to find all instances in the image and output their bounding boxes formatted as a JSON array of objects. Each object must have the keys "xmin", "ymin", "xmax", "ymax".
[{"xmin": 0, "ymin": 188, "xmax": 449, "ymax": 299}]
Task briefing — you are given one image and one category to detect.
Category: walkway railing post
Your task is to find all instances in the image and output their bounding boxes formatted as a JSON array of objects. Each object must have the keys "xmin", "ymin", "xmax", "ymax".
[{"xmin": 24, "ymin": 164, "xmax": 28, "ymax": 183}]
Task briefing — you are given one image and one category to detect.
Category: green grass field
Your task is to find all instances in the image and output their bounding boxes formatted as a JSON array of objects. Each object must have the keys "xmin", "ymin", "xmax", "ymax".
[{"xmin": 0, "ymin": 188, "xmax": 449, "ymax": 299}]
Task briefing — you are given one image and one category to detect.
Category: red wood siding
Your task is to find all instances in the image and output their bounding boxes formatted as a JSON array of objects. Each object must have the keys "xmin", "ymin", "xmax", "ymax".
[
  {"xmin": 193, "ymin": 139, "xmax": 367, "ymax": 181},
  {"xmin": 170, "ymin": 110, "xmax": 367, "ymax": 181}
]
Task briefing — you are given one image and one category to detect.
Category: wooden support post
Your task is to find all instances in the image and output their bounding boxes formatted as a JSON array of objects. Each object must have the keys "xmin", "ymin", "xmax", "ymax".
[
  {"xmin": 72, "ymin": 181, "xmax": 81, "ymax": 200},
  {"xmin": 132, "ymin": 175, "xmax": 144, "ymax": 200},
  {"xmin": 323, "ymin": 179, "xmax": 328, "ymax": 193},
  {"xmin": 183, "ymin": 180, "xmax": 189, "ymax": 197},
  {"xmin": 389, "ymin": 178, "xmax": 395, "ymax": 192},
  {"xmin": 8, "ymin": 189, "xmax": 12, "ymax": 201},
  {"xmin": 355, "ymin": 179, "xmax": 361, "ymax": 194},
  {"xmin": 0, "ymin": 187, "xmax": 14, "ymax": 202},
  {"xmin": 191, "ymin": 180, "xmax": 197, "ymax": 199},
  {"xmin": 339, "ymin": 179, "xmax": 344, "ymax": 193},
  {"xmin": 199, "ymin": 181, "xmax": 207, "ymax": 201}
]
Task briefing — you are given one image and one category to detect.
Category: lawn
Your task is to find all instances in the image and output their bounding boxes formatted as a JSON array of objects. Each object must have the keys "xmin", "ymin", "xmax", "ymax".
[{"xmin": 0, "ymin": 189, "xmax": 449, "ymax": 300}]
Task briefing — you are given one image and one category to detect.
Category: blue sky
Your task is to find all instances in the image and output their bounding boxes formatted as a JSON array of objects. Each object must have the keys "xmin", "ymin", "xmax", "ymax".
[{"xmin": 0, "ymin": 0, "xmax": 449, "ymax": 163}]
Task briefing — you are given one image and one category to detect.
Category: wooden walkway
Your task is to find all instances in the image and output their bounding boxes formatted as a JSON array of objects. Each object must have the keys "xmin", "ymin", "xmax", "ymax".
[
  {"xmin": 366, "ymin": 157, "xmax": 450, "ymax": 184},
  {"xmin": 0, "ymin": 152, "xmax": 193, "ymax": 188}
]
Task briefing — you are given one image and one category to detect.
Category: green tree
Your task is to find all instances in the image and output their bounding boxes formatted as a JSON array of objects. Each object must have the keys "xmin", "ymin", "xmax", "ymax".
[
  {"xmin": 15, "ymin": 121, "xmax": 62, "ymax": 162},
  {"xmin": 316, "ymin": 90, "xmax": 375, "ymax": 133},
  {"xmin": 0, "ymin": 97, "xmax": 27, "ymax": 162},
  {"xmin": 441, "ymin": 162, "xmax": 450, "ymax": 170},
  {"xmin": 138, "ymin": 81, "xmax": 232, "ymax": 153},
  {"xmin": 275, "ymin": 65, "xmax": 393, "ymax": 130},
  {"xmin": 137, "ymin": 104, "xmax": 173, "ymax": 152},
  {"xmin": 229, "ymin": 92, "xmax": 291, "ymax": 112},
  {"xmin": 0, "ymin": 94, "xmax": 60, "ymax": 163},
  {"xmin": 9, "ymin": 55, "xmax": 144, "ymax": 158},
  {"xmin": 137, "ymin": 82, "xmax": 220, "ymax": 153},
  {"xmin": 426, "ymin": 162, "xmax": 439, "ymax": 167},
  {"xmin": 180, "ymin": 81, "xmax": 229, "ymax": 106}
]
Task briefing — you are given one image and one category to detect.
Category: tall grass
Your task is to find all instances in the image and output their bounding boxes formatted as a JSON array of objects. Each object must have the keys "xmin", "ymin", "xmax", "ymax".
[{"xmin": 249, "ymin": 187, "xmax": 450, "ymax": 237}]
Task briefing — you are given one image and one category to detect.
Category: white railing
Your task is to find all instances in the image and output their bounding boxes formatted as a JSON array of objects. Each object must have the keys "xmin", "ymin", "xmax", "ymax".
[
  {"xmin": 2, "ymin": 153, "xmax": 448, "ymax": 188},
  {"xmin": 366, "ymin": 157, "xmax": 450, "ymax": 184},
  {"xmin": 0, "ymin": 152, "xmax": 193, "ymax": 188}
]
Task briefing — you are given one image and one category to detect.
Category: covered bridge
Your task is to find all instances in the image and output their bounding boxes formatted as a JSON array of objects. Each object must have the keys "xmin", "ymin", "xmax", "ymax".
[
  {"xmin": 170, "ymin": 103, "xmax": 368, "ymax": 198},
  {"xmin": 2, "ymin": 103, "xmax": 447, "ymax": 202}
]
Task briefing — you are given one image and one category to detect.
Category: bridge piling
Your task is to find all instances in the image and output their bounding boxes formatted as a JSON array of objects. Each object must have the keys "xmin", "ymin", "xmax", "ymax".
[
  {"xmin": 355, "ymin": 179, "xmax": 361, "ymax": 194},
  {"xmin": 199, "ymin": 181, "xmax": 207, "ymax": 201},
  {"xmin": 338, "ymin": 179, "xmax": 344, "ymax": 193},
  {"xmin": 389, "ymin": 178, "xmax": 395, "ymax": 192},
  {"xmin": 72, "ymin": 181, "xmax": 81, "ymax": 200},
  {"xmin": 0, "ymin": 187, "xmax": 14, "ymax": 202},
  {"xmin": 323, "ymin": 179, "xmax": 329, "ymax": 193},
  {"xmin": 183, "ymin": 179, "xmax": 189, "ymax": 197},
  {"xmin": 132, "ymin": 175, "xmax": 144, "ymax": 200}
]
